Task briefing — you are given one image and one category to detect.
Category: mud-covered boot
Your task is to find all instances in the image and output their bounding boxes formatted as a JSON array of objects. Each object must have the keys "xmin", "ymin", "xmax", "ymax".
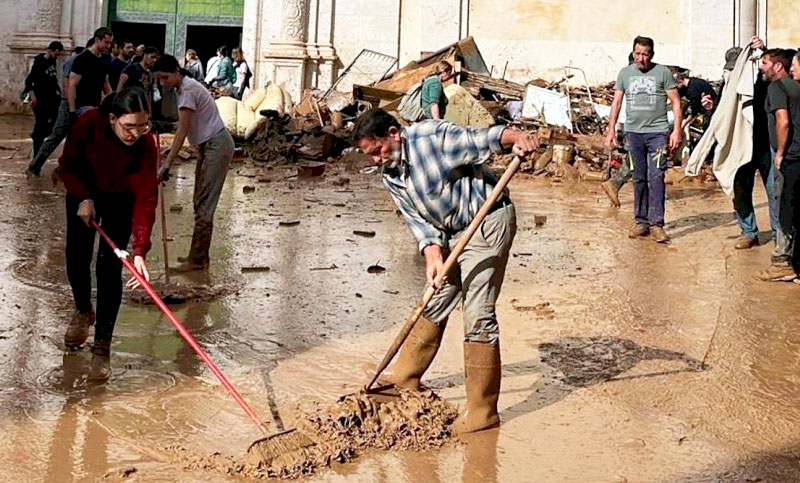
[
  {"xmin": 88, "ymin": 340, "xmax": 111, "ymax": 382},
  {"xmin": 379, "ymin": 316, "xmax": 446, "ymax": 391},
  {"xmin": 173, "ymin": 220, "xmax": 213, "ymax": 272},
  {"xmin": 453, "ymin": 342, "xmax": 501, "ymax": 435},
  {"xmin": 64, "ymin": 309, "xmax": 95, "ymax": 348}
]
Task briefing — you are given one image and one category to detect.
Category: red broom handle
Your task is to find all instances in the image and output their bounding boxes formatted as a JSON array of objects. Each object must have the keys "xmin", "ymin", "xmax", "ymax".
[{"xmin": 89, "ymin": 219, "xmax": 269, "ymax": 434}]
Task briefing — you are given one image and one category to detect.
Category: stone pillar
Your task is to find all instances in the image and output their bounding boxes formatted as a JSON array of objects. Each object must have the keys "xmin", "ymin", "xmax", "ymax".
[
  {"xmin": 734, "ymin": 0, "xmax": 757, "ymax": 47},
  {"xmin": 304, "ymin": 0, "xmax": 338, "ymax": 91},
  {"xmin": 9, "ymin": 0, "xmax": 73, "ymax": 54},
  {"xmin": 6, "ymin": 0, "xmax": 74, "ymax": 111},
  {"xmin": 262, "ymin": 0, "xmax": 311, "ymax": 101}
]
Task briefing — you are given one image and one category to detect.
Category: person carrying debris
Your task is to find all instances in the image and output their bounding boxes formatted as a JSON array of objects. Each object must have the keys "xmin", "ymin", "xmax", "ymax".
[
  {"xmin": 421, "ymin": 61, "xmax": 455, "ymax": 120},
  {"xmin": 605, "ymin": 36, "xmax": 683, "ymax": 243},
  {"xmin": 154, "ymin": 54, "xmax": 234, "ymax": 272},
  {"xmin": 353, "ymin": 108, "xmax": 539, "ymax": 434},
  {"xmin": 58, "ymin": 87, "xmax": 158, "ymax": 381}
]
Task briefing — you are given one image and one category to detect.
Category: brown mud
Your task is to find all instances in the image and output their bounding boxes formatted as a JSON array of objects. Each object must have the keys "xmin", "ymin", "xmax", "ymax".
[
  {"xmin": 172, "ymin": 389, "xmax": 456, "ymax": 479},
  {"xmin": 2, "ymin": 114, "xmax": 800, "ymax": 482}
]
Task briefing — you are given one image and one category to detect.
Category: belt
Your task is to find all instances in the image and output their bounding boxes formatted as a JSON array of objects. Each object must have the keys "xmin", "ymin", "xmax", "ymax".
[{"xmin": 487, "ymin": 196, "xmax": 512, "ymax": 215}]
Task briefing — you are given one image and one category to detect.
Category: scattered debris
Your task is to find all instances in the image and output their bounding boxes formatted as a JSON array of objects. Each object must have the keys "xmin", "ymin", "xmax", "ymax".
[
  {"xmin": 367, "ymin": 262, "xmax": 386, "ymax": 274},
  {"xmin": 169, "ymin": 204, "xmax": 183, "ymax": 212},
  {"xmin": 241, "ymin": 266, "xmax": 271, "ymax": 273},
  {"xmin": 243, "ymin": 185, "xmax": 256, "ymax": 194},
  {"xmin": 297, "ymin": 161, "xmax": 326, "ymax": 177},
  {"xmin": 279, "ymin": 221, "xmax": 300, "ymax": 227},
  {"xmin": 353, "ymin": 230, "xmax": 375, "ymax": 238},
  {"xmin": 310, "ymin": 264, "xmax": 338, "ymax": 271},
  {"xmin": 534, "ymin": 214, "xmax": 547, "ymax": 226}
]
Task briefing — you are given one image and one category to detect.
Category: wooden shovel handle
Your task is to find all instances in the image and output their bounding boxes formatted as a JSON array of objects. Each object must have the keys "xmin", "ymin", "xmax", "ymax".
[{"xmin": 366, "ymin": 155, "xmax": 523, "ymax": 391}]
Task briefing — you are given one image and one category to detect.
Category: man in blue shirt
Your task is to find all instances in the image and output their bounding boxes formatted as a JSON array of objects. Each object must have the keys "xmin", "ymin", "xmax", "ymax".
[{"xmin": 354, "ymin": 108, "xmax": 538, "ymax": 434}]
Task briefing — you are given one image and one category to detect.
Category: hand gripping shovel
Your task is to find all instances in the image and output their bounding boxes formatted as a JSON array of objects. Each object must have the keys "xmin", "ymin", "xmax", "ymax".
[
  {"xmin": 365, "ymin": 155, "xmax": 524, "ymax": 393},
  {"xmin": 88, "ymin": 219, "xmax": 312, "ymax": 464}
]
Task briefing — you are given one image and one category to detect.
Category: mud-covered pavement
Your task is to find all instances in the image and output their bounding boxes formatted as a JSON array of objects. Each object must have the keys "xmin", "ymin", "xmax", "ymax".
[{"xmin": 2, "ymin": 114, "xmax": 800, "ymax": 482}]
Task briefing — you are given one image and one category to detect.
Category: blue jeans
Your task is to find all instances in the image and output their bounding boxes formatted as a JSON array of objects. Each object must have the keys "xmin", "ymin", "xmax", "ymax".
[
  {"xmin": 626, "ymin": 132, "xmax": 669, "ymax": 226},
  {"xmin": 772, "ymin": 160, "xmax": 794, "ymax": 265},
  {"xmin": 733, "ymin": 149, "xmax": 779, "ymax": 240}
]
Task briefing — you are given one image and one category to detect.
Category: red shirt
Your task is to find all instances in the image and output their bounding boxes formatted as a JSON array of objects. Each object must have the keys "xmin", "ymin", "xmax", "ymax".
[{"xmin": 58, "ymin": 108, "xmax": 158, "ymax": 258}]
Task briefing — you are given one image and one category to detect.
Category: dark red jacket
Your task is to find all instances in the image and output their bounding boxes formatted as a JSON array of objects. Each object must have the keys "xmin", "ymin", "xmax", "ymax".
[{"xmin": 58, "ymin": 108, "xmax": 158, "ymax": 257}]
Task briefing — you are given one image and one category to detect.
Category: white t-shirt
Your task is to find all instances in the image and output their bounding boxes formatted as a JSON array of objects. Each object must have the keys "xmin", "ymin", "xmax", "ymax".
[
  {"xmin": 234, "ymin": 61, "xmax": 250, "ymax": 90},
  {"xmin": 177, "ymin": 76, "xmax": 225, "ymax": 145},
  {"xmin": 204, "ymin": 56, "xmax": 220, "ymax": 84}
]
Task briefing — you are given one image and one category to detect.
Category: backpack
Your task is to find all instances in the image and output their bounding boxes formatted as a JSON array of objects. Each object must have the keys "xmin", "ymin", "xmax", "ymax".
[{"xmin": 397, "ymin": 80, "xmax": 425, "ymax": 122}]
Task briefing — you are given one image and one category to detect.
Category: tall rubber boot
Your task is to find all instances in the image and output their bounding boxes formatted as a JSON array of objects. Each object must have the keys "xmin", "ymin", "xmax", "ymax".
[
  {"xmin": 453, "ymin": 342, "xmax": 501, "ymax": 435},
  {"xmin": 173, "ymin": 220, "xmax": 213, "ymax": 272},
  {"xmin": 88, "ymin": 339, "xmax": 111, "ymax": 382},
  {"xmin": 381, "ymin": 316, "xmax": 445, "ymax": 391}
]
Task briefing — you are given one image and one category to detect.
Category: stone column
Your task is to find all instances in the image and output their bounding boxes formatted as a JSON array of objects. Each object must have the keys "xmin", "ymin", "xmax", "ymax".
[
  {"xmin": 9, "ymin": 0, "xmax": 73, "ymax": 54},
  {"xmin": 734, "ymin": 0, "xmax": 757, "ymax": 47},
  {"xmin": 6, "ymin": 0, "xmax": 73, "ymax": 111},
  {"xmin": 262, "ymin": 0, "xmax": 311, "ymax": 101},
  {"xmin": 304, "ymin": 0, "xmax": 338, "ymax": 91}
]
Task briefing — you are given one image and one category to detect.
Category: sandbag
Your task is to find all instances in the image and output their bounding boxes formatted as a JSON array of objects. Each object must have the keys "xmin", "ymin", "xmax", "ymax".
[
  {"xmin": 282, "ymin": 88, "xmax": 293, "ymax": 113},
  {"xmin": 215, "ymin": 96, "xmax": 238, "ymax": 133},
  {"xmin": 244, "ymin": 87, "xmax": 267, "ymax": 112},
  {"xmin": 257, "ymin": 84, "xmax": 286, "ymax": 114},
  {"xmin": 236, "ymin": 106, "xmax": 257, "ymax": 138}
]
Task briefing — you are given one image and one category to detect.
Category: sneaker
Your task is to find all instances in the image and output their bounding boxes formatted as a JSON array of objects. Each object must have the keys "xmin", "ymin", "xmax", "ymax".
[
  {"xmin": 650, "ymin": 226, "xmax": 670, "ymax": 243},
  {"xmin": 755, "ymin": 264, "xmax": 798, "ymax": 282},
  {"xmin": 601, "ymin": 180, "xmax": 621, "ymax": 208},
  {"xmin": 64, "ymin": 309, "xmax": 95, "ymax": 348},
  {"xmin": 88, "ymin": 340, "xmax": 111, "ymax": 382},
  {"xmin": 628, "ymin": 224, "xmax": 650, "ymax": 238},
  {"xmin": 734, "ymin": 236, "xmax": 758, "ymax": 250}
]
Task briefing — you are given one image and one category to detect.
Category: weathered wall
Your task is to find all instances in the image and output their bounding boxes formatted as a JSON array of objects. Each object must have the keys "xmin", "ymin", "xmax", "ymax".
[
  {"xmin": 766, "ymin": 0, "xmax": 800, "ymax": 49},
  {"xmin": 0, "ymin": 0, "xmax": 24, "ymax": 112}
]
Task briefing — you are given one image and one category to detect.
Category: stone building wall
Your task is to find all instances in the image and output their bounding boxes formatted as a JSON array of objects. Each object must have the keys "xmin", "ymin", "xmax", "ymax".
[{"xmin": 3, "ymin": 0, "xmax": 799, "ymax": 113}]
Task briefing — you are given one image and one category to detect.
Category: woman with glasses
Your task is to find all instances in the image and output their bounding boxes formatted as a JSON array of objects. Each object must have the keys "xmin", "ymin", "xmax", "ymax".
[{"xmin": 58, "ymin": 87, "xmax": 158, "ymax": 382}]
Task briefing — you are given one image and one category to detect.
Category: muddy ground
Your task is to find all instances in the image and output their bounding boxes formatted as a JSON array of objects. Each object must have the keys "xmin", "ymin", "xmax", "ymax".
[{"xmin": 1, "ymin": 113, "xmax": 800, "ymax": 482}]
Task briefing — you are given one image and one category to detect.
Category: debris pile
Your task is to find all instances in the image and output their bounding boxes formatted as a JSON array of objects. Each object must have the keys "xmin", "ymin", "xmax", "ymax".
[
  {"xmin": 170, "ymin": 389, "xmax": 457, "ymax": 479},
  {"xmin": 243, "ymin": 111, "xmax": 348, "ymax": 166}
]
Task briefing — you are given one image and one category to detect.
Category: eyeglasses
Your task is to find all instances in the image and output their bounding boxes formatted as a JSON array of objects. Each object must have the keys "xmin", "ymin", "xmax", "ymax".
[{"xmin": 118, "ymin": 120, "xmax": 152, "ymax": 136}]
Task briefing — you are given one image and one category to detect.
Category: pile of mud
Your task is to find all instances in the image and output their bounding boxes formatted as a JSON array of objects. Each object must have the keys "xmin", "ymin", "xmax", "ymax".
[
  {"xmin": 126, "ymin": 281, "xmax": 242, "ymax": 305},
  {"xmin": 170, "ymin": 389, "xmax": 457, "ymax": 479}
]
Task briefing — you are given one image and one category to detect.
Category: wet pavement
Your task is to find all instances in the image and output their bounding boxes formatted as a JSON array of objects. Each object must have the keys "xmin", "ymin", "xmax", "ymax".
[{"xmin": 2, "ymin": 114, "xmax": 800, "ymax": 482}]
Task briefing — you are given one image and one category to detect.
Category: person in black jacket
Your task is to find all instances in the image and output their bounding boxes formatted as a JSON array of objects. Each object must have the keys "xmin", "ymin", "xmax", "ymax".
[{"xmin": 22, "ymin": 41, "xmax": 64, "ymax": 162}]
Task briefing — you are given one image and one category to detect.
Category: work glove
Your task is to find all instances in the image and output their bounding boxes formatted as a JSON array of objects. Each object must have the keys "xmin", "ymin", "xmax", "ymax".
[{"xmin": 158, "ymin": 165, "xmax": 171, "ymax": 183}]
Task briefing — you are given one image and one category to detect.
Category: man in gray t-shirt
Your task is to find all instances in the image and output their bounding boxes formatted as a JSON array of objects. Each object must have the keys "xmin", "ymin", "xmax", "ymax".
[{"xmin": 605, "ymin": 36, "xmax": 683, "ymax": 242}]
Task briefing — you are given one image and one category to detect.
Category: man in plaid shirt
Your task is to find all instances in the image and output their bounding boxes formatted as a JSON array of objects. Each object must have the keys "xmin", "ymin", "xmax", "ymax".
[{"xmin": 354, "ymin": 108, "xmax": 538, "ymax": 434}]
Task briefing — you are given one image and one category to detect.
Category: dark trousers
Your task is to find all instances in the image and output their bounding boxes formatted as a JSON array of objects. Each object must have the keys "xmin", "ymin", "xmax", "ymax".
[
  {"xmin": 627, "ymin": 132, "xmax": 669, "ymax": 226},
  {"xmin": 65, "ymin": 193, "xmax": 134, "ymax": 342},
  {"xmin": 778, "ymin": 161, "xmax": 800, "ymax": 274},
  {"xmin": 31, "ymin": 99, "xmax": 59, "ymax": 159},
  {"xmin": 29, "ymin": 99, "xmax": 70, "ymax": 174}
]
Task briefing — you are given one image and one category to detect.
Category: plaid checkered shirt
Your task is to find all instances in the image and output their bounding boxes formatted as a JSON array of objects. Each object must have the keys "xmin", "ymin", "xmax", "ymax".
[{"xmin": 382, "ymin": 119, "xmax": 509, "ymax": 252}]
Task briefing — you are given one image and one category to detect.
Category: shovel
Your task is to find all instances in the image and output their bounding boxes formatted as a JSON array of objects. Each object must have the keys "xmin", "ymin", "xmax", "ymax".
[
  {"xmin": 88, "ymin": 218, "xmax": 312, "ymax": 464},
  {"xmin": 365, "ymin": 155, "xmax": 524, "ymax": 393}
]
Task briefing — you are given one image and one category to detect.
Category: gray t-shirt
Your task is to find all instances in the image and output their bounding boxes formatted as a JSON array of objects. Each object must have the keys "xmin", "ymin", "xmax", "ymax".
[
  {"xmin": 614, "ymin": 63, "xmax": 676, "ymax": 133},
  {"xmin": 177, "ymin": 76, "xmax": 225, "ymax": 145},
  {"xmin": 765, "ymin": 76, "xmax": 800, "ymax": 162}
]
